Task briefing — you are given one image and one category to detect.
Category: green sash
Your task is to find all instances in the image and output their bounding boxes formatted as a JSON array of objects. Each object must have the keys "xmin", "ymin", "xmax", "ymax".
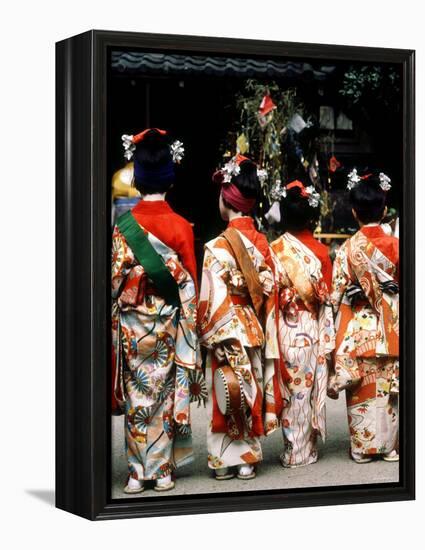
[{"xmin": 117, "ymin": 210, "xmax": 181, "ymax": 308}]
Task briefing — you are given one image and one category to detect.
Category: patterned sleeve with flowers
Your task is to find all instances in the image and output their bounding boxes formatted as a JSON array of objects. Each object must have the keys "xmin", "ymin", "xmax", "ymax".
[
  {"xmin": 198, "ymin": 244, "xmax": 263, "ymax": 357},
  {"xmin": 111, "ymin": 225, "xmax": 136, "ymax": 300},
  {"xmin": 331, "ymin": 242, "xmax": 351, "ymax": 314}
]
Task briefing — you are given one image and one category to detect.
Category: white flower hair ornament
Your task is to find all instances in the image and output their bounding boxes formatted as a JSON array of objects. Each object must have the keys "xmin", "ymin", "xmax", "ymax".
[
  {"xmin": 304, "ymin": 185, "xmax": 321, "ymax": 208},
  {"xmin": 121, "ymin": 129, "xmax": 184, "ymax": 164},
  {"xmin": 347, "ymin": 168, "xmax": 361, "ymax": 190},
  {"xmin": 269, "ymin": 180, "xmax": 287, "ymax": 201},
  {"xmin": 222, "ymin": 158, "xmax": 241, "ymax": 183},
  {"xmin": 379, "ymin": 172, "xmax": 392, "ymax": 191},
  {"xmin": 265, "ymin": 180, "xmax": 285, "ymax": 224},
  {"xmin": 214, "ymin": 154, "xmax": 268, "ymax": 187},
  {"xmin": 347, "ymin": 167, "xmax": 391, "ymax": 192},
  {"xmin": 121, "ymin": 134, "xmax": 136, "ymax": 161},
  {"xmin": 257, "ymin": 168, "xmax": 268, "ymax": 185},
  {"xmin": 170, "ymin": 140, "xmax": 185, "ymax": 164}
]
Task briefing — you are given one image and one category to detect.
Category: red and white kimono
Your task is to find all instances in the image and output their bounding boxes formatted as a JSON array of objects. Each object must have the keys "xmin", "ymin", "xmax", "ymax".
[
  {"xmin": 111, "ymin": 200, "xmax": 203, "ymax": 482},
  {"xmin": 198, "ymin": 217, "xmax": 281, "ymax": 470},
  {"xmin": 271, "ymin": 230, "xmax": 335, "ymax": 467},
  {"xmin": 331, "ymin": 224, "xmax": 399, "ymax": 456}
]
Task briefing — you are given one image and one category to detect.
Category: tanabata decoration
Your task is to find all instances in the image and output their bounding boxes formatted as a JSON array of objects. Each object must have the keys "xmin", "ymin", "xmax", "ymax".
[
  {"xmin": 236, "ymin": 133, "xmax": 249, "ymax": 154},
  {"xmin": 224, "ymin": 80, "xmax": 323, "ymax": 233},
  {"xmin": 258, "ymin": 94, "xmax": 277, "ymax": 128},
  {"xmin": 289, "ymin": 113, "xmax": 308, "ymax": 134},
  {"xmin": 329, "ymin": 155, "xmax": 342, "ymax": 173}
]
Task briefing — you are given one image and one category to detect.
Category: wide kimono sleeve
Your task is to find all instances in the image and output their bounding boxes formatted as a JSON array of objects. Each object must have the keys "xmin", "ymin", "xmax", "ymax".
[
  {"xmin": 111, "ymin": 225, "xmax": 136, "ymax": 301},
  {"xmin": 174, "ymin": 220, "xmax": 198, "ymax": 295},
  {"xmin": 197, "ymin": 245, "xmax": 242, "ymax": 350},
  {"xmin": 331, "ymin": 242, "xmax": 351, "ymax": 315},
  {"xmin": 111, "ymin": 226, "xmax": 133, "ymax": 412},
  {"xmin": 261, "ymin": 247, "xmax": 286, "ymax": 435}
]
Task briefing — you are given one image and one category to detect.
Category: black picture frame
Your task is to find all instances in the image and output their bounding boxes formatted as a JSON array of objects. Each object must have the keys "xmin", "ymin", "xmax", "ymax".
[{"xmin": 56, "ymin": 30, "xmax": 415, "ymax": 521}]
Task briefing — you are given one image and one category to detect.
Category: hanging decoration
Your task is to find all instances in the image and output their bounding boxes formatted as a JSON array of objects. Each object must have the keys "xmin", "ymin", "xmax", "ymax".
[
  {"xmin": 329, "ymin": 155, "xmax": 341, "ymax": 173},
  {"xmin": 221, "ymin": 79, "xmax": 322, "ymax": 232}
]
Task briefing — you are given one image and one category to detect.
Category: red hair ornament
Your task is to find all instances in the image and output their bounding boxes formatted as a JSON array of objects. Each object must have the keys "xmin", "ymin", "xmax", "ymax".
[{"xmin": 286, "ymin": 180, "xmax": 321, "ymax": 207}]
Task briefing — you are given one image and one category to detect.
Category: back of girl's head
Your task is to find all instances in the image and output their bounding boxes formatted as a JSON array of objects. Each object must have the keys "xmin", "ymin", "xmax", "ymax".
[
  {"xmin": 221, "ymin": 158, "xmax": 260, "ymax": 213},
  {"xmin": 349, "ymin": 170, "xmax": 387, "ymax": 224},
  {"xmin": 279, "ymin": 183, "xmax": 319, "ymax": 232},
  {"xmin": 133, "ymin": 129, "xmax": 174, "ymax": 194},
  {"xmin": 232, "ymin": 159, "xmax": 260, "ymax": 200}
]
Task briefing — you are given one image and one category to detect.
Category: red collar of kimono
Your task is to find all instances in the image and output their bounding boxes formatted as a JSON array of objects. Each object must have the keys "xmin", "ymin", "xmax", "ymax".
[
  {"xmin": 132, "ymin": 199, "xmax": 173, "ymax": 215},
  {"xmin": 228, "ymin": 216, "xmax": 256, "ymax": 231},
  {"xmin": 291, "ymin": 228, "xmax": 314, "ymax": 240},
  {"xmin": 360, "ymin": 225, "xmax": 386, "ymax": 239}
]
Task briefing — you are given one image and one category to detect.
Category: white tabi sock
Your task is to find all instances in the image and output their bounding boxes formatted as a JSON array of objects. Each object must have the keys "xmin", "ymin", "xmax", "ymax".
[
  {"xmin": 238, "ymin": 464, "xmax": 254, "ymax": 476},
  {"xmin": 156, "ymin": 474, "xmax": 172, "ymax": 487},
  {"xmin": 127, "ymin": 477, "xmax": 143, "ymax": 490}
]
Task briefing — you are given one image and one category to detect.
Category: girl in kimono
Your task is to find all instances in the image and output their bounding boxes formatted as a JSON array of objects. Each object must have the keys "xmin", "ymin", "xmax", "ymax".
[
  {"xmin": 329, "ymin": 169, "xmax": 399, "ymax": 464},
  {"xmin": 112, "ymin": 128, "xmax": 204, "ymax": 494},
  {"xmin": 198, "ymin": 154, "xmax": 280, "ymax": 481},
  {"xmin": 270, "ymin": 180, "xmax": 335, "ymax": 468}
]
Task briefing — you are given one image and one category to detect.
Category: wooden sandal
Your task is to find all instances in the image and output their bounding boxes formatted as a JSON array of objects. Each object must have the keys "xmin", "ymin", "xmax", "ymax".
[
  {"xmin": 215, "ymin": 468, "xmax": 235, "ymax": 480},
  {"xmin": 153, "ymin": 480, "xmax": 175, "ymax": 492},
  {"xmin": 123, "ymin": 483, "xmax": 145, "ymax": 494}
]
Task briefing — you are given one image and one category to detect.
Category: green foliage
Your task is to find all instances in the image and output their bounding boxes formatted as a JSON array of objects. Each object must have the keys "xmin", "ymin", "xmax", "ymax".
[
  {"xmin": 229, "ymin": 80, "xmax": 306, "ymax": 198},
  {"xmin": 339, "ymin": 65, "xmax": 401, "ymax": 109}
]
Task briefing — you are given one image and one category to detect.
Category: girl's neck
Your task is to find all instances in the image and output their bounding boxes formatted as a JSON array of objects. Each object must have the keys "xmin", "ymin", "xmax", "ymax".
[
  {"xmin": 228, "ymin": 210, "xmax": 249, "ymax": 221},
  {"xmin": 142, "ymin": 193, "xmax": 166, "ymax": 202},
  {"xmin": 359, "ymin": 221, "xmax": 380, "ymax": 228}
]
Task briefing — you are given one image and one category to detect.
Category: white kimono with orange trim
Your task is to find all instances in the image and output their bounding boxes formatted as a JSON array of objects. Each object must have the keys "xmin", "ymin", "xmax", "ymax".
[
  {"xmin": 198, "ymin": 220, "xmax": 280, "ymax": 470},
  {"xmin": 331, "ymin": 225, "xmax": 399, "ymax": 456},
  {"xmin": 271, "ymin": 232, "xmax": 335, "ymax": 467}
]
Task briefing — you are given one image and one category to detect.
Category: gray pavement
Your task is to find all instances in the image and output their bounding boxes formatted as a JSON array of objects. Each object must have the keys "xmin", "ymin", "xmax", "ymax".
[{"xmin": 111, "ymin": 394, "xmax": 398, "ymax": 499}]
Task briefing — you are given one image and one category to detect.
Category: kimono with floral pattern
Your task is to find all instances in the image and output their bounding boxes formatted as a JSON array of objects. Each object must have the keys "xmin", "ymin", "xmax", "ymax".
[
  {"xmin": 331, "ymin": 225, "xmax": 399, "ymax": 456},
  {"xmin": 111, "ymin": 220, "xmax": 203, "ymax": 482},
  {"xmin": 271, "ymin": 232, "xmax": 335, "ymax": 467},
  {"xmin": 198, "ymin": 217, "xmax": 280, "ymax": 470}
]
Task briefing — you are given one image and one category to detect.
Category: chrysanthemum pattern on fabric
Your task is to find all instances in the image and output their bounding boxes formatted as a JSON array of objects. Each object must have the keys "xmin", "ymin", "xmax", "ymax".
[
  {"xmin": 331, "ymin": 225, "xmax": 399, "ymax": 456},
  {"xmin": 112, "ymin": 224, "xmax": 205, "ymax": 481}
]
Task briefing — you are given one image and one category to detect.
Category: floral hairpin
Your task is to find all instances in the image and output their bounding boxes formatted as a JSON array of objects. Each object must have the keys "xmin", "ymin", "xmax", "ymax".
[
  {"xmin": 170, "ymin": 140, "xmax": 185, "ymax": 164},
  {"xmin": 347, "ymin": 168, "xmax": 361, "ymax": 190},
  {"xmin": 222, "ymin": 158, "xmax": 241, "ymax": 183},
  {"xmin": 121, "ymin": 133, "xmax": 185, "ymax": 164},
  {"xmin": 220, "ymin": 156, "xmax": 269, "ymax": 185},
  {"xmin": 304, "ymin": 185, "xmax": 321, "ymax": 208},
  {"xmin": 122, "ymin": 134, "xmax": 136, "ymax": 161},
  {"xmin": 257, "ymin": 168, "xmax": 268, "ymax": 185},
  {"xmin": 347, "ymin": 167, "xmax": 391, "ymax": 192},
  {"xmin": 379, "ymin": 172, "xmax": 392, "ymax": 191},
  {"xmin": 269, "ymin": 180, "xmax": 286, "ymax": 201}
]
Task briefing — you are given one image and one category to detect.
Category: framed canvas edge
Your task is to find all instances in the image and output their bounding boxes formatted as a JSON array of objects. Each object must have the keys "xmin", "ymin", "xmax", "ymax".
[{"xmin": 56, "ymin": 29, "xmax": 415, "ymax": 521}]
